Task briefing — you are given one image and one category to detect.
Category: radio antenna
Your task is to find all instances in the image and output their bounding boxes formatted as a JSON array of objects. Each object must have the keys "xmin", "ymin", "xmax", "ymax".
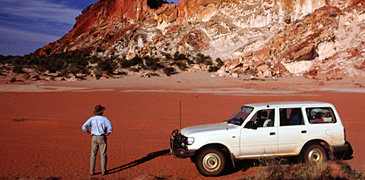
[{"xmin": 179, "ymin": 100, "xmax": 182, "ymax": 130}]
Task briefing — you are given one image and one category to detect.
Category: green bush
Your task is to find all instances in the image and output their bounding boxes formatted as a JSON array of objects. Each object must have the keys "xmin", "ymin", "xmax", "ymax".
[
  {"xmin": 130, "ymin": 56, "xmax": 143, "ymax": 66},
  {"xmin": 174, "ymin": 51, "xmax": 188, "ymax": 61},
  {"xmin": 46, "ymin": 59, "xmax": 64, "ymax": 73},
  {"xmin": 59, "ymin": 69, "xmax": 70, "ymax": 77},
  {"xmin": 89, "ymin": 56, "xmax": 102, "ymax": 64},
  {"xmin": 0, "ymin": 55, "xmax": 6, "ymax": 64},
  {"xmin": 143, "ymin": 56, "xmax": 164, "ymax": 70},
  {"xmin": 208, "ymin": 58, "xmax": 224, "ymax": 72},
  {"xmin": 195, "ymin": 53, "xmax": 212, "ymax": 65},
  {"xmin": 176, "ymin": 62, "xmax": 188, "ymax": 71},
  {"xmin": 163, "ymin": 53, "xmax": 172, "ymax": 60},
  {"xmin": 9, "ymin": 77, "xmax": 16, "ymax": 83},
  {"xmin": 35, "ymin": 65, "xmax": 47, "ymax": 73},
  {"xmin": 12, "ymin": 65, "xmax": 25, "ymax": 73},
  {"xmin": 97, "ymin": 59, "xmax": 117, "ymax": 75},
  {"xmin": 163, "ymin": 67, "xmax": 176, "ymax": 76},
  {"xmin": 0, "ymin": 52, "xmax": 96, "ymax": 77},
  {"xmin": 208, "ymin": 66, "xmax": 220, "ymax": 72},
  {"xmin": 23, "ymin": 73, "xmax": 30, "ymax": 80},
  {"xmin": 69, "ymin": 65, "xmax": 82, "ymax": 76},
  {"xmin": 216, "ymin": 58, "xmax": 224, "ymax": 67},
  {"xmin": 120, "ymin": 56, "xmax": 143, "ymax": 68},
  {"xmin": 120, "ymin": 59, "xmax": 131, "ymax": 68}
]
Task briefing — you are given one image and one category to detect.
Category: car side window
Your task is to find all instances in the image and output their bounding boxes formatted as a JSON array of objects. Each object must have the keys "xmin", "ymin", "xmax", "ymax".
[
  {"xmin": 280, "ymin": 108, "xmax": 304, "ymax": 126},
  {"xmin": 244, "ymin": 109, "xmax": 275, "ymax": 128},
  {"xmin": 306, "ymin": 107, "xmax": 336, "ymax": 123}
]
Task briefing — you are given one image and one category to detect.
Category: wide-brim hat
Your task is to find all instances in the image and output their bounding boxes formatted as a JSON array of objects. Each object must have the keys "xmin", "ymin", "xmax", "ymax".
[{"xmin": 93, "ymin": 105, "xmax": 106, "ymax": 115}]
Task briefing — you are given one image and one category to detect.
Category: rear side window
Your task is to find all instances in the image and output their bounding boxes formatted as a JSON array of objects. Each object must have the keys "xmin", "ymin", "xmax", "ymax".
[
  {"xmin": 306, "ymin": 107, "xmax": 336, "ymax": 123},
  {"xmin": 280, "ymin": 108, "xmax": 304, "ymax": 126}
]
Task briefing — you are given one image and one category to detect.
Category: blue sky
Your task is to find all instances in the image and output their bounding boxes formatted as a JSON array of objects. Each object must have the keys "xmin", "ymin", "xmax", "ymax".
[{"xmin": 0, "ymin": 0, "xmax": 179, "ymax": 56}]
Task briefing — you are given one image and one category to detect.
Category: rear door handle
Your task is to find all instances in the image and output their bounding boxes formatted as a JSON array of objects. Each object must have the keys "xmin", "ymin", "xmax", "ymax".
[
  {"xmin": 301, "ymin": 130, "xmax": 307, "ymax": 134},
  {"xmin": 270, "ymin": 132, "xmax": 276, "ymax": 135}
]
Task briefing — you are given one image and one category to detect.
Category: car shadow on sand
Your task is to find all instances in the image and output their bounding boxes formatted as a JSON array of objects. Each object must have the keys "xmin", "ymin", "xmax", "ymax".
[{"xmin": 108, "ymin": 149, "xmax": 170, "ymax": 174}]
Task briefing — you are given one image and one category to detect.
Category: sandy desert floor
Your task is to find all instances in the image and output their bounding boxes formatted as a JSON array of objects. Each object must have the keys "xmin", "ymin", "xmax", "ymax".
[{"xmin": 0, "ymin": 71, "xmax": 364, "ymax": 179}]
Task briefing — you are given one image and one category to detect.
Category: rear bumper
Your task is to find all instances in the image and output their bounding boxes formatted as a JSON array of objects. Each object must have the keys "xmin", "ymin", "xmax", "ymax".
[{"xmin": 332, "ymin": 141, "xmax": 353, "ymax": 160}]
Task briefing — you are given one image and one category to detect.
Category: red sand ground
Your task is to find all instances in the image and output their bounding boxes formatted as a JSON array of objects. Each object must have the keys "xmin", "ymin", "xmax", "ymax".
[{"xmin": 0, "ymin": 73, "xmax": 364, "ymax": 179}]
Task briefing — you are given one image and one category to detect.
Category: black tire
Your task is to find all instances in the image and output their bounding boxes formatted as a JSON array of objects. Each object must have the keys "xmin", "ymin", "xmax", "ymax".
[
  {"xmin": 190, "ymin": 156, "xmax": 197, "ymax": 163},
  {"xmin": 196, "ymin": 148, "xmax": 227, "ymax": 176},
  {"xmin": 337, "ymin": 141, "xmax": 353, "ymax": 160},
  {"xmin": 301, "ymin": 143, "xmax": 327, "ymax": 163}
]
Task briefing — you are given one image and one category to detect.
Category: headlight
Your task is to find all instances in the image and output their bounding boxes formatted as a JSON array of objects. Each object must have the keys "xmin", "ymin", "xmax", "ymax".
[{"xmin": 186, "ymin": 137, "xmax": 195, "ymax": 145}]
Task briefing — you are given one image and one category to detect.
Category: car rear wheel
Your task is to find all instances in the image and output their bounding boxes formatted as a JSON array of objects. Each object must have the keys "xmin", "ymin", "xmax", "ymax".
[
  {"xmin": 196, "ymin": 148, "xmax": 227, "ymax": 176},
  {"xmin": 302, "ymin": 143, "xmax": 327, "ymax": 163}
]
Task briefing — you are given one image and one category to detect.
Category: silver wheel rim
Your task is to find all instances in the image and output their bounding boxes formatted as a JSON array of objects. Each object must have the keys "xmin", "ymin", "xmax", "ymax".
[
  {"xmin": 308, "ymin": 148, "xmax": 323, "ymax": 163},
  {"xmin": 202, "ymin": 153, "xmax": 221, "ymax": 172}
]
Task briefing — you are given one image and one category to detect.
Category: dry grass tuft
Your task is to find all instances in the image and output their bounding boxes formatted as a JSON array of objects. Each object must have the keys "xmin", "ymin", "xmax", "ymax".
[{"xmin": 241, "ymin": 158, "xmax": 363, "ymax": 180}]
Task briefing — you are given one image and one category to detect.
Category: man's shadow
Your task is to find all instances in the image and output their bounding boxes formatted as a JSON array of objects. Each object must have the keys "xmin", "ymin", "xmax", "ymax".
[{"xmin": 108, "ymin": 149, "xmax": 170, "ymax": 174}]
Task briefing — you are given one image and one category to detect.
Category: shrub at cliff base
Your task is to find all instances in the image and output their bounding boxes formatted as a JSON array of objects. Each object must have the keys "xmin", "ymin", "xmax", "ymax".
[{"xmin": 163, "ymin": 67, "xmax": 176, "ymax": 76}]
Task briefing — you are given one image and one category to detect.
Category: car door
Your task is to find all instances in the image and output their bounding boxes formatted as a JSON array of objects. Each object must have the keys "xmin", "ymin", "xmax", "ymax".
[
  {"xmin": 239, "ymin": 108, "xmax": 278, "ymax": 157},
  {"xmin": 306, "ymin": 107, "xmax": 344, "ymax": 145},
  {"xmin": 277, "ymin": 107, "xmax": 309, "ymax": 155}
]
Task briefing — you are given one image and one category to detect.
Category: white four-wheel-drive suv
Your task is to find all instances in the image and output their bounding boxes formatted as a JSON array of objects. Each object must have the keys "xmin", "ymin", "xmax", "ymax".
[{"xmin": 170, "ymin": 101, "xmax": 353, "ymax": 176}]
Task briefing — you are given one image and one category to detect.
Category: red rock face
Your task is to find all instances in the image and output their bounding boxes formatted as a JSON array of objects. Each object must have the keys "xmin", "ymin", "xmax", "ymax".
[
  {"xmin": 34, "ymin": 0, "xmax": 173, "ymax": 56},
  {"xmin": 64, "ymin": 0, "xmax": 148, "ymax": 40},
  {"xmin": 32, "ymin": 0, "xmax": 364, "ymax": 79},
  {"xmin": 36, "ymin": 0, "xmax": 332, "ymax": 56}
]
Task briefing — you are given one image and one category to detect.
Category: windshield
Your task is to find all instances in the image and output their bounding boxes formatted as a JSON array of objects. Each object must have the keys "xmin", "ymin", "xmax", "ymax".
[{"xmin": 227, "ymin": 106, "xmax": 254, "ymax": 125}]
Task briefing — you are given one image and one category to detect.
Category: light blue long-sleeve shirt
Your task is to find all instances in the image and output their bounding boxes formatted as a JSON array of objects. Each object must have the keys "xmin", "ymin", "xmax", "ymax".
[{"xmin": 82, "ymin": 115, "xmax": 113, "ymax": 135}]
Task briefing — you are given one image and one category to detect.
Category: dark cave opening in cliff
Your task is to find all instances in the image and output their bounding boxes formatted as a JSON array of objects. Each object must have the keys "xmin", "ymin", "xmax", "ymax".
[{"xmin": 147, "ymin": 0, "xmax": 167, "ymax": 9}]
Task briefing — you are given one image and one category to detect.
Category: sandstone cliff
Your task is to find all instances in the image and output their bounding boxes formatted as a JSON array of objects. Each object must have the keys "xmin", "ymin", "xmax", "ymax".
[{"xmin": 33, "ymin": 0, "xmax": 365, "ymax": 78}]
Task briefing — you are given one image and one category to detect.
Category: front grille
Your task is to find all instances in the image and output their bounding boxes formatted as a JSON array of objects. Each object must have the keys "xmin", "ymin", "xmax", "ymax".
[{"xmin": 170, "ymin": 129, "xmax": 187, "ymax": 154}]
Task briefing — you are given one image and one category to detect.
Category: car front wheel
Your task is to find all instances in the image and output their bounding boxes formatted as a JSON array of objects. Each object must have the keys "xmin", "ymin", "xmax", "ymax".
[
  {"xmin": 196, "ymin": 148, "xmax": 227, "ymax": 176},
  {"xmin": 302, "ymin": 143, "xmax": 327, "ymax": 163}
]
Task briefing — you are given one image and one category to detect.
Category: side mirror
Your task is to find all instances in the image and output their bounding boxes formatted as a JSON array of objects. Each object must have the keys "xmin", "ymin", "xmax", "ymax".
[{"xmin": 245, "ymin": 121, "xmax": 258, "ymax": 130}]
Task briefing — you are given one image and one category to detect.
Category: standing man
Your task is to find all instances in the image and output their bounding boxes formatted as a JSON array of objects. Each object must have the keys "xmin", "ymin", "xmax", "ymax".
[{"xmin": 82, "ymin": 105, "xmax": 113, "ymax": 175}]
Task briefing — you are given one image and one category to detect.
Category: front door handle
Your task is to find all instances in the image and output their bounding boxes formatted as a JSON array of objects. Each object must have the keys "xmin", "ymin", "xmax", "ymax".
[{"xmin": 270, "ymin": 132, "xmax": 276, "ymax": 135}]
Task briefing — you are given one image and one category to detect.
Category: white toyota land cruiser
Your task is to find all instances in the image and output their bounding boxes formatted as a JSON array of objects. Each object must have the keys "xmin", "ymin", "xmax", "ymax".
[{"xmin": 170, "ymin": 101, "xmax": 353, "ymax": 176}]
